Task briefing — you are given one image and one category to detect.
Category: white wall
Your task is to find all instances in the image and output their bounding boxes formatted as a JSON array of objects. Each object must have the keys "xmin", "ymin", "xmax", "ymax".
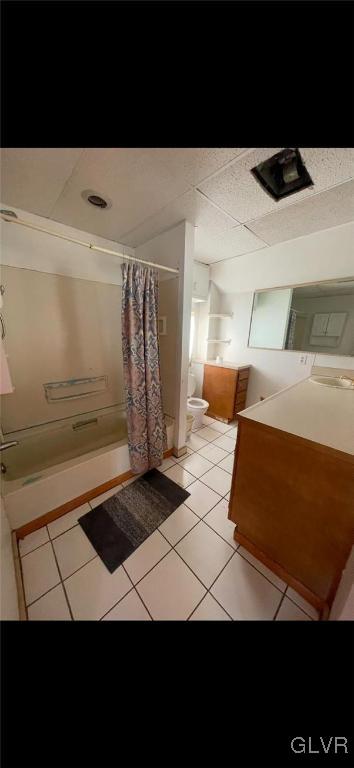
[
  {"xmin": 0, "ymin": 497, "xmax": 19, "ymax": 620},
  {"xmin": 159, "ymin": 277, "xmax": 179, "ymax": 417},
  {"xmin": 136, "ymin": 222, "xmax": 194, "ymax": 451},
  {"xmin": 0, "ymin": 204, "xmax": 135, "ymax": 285},
  {"xmin": 206, "ymin": 223, "xmax": 354, "ymax": 405}
]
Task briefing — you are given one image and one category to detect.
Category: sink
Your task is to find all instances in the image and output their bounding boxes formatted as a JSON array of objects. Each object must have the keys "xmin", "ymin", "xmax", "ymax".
[{"xmin": 310, "ymin": 375, "xmax": 354, "ymax": 389}]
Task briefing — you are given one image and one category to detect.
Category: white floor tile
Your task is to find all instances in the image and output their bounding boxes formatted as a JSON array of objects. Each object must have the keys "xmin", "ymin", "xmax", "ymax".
[
  {"xmin": 52, "ymin": 525, "xmax": 97, "ymax": 580},
  {"xmin": 19, "ymin": 526, "xmax": 49, "ymax": 556},
  {"xmin": 225, "ymin": 492, "xmax": 230, "ymax": 501},
  {"xmin": 136, "ymin": 550, "xmax": 206, "ymax": 620},
  {"xmin": 286, "ymin": 587, "xmax": 319, "ymax": 620},
  {"xmin": 174, "ymin": 447, "xmax": 194, "ymax": 462},
  {"xmin": 186, "ymin": 433, "xmax": 209, "ymax": 452},
  {"xmin": 276, "ymin": 596, "xmax": 311, "ymax": 621},
  {"xmin": 27, "ymin": 584, "xmax": 72, "ymax": 621},
  {"xmin": 189, "ymin": 593, "xmax": 231, "ymax": 621},
  {"xmin": 217, "ymin": 453, "xmax": 235, "ymax": 474},
  {"xmin": 194, "ymin": 427, "xmax": 221, "ymax": 442},
  {"xmin": 123, "ymin": 530, "xmax": 171, "ymax": 584},
  {"xmin": 22, "ymin": 542, "xmax": 60, "ymax": 606},
  {"xmin": 47, "ymin": 503, "xmax": 91, "ymax": 539},
  {"xmin": 163, "ymin": 464, "xmax": 195, "ymax": 488},
  {"xmin": 178, "ymin": 453, "xmax": 214, "ymax": 478},
  {"xmin": 176, "ymin": 521, "xmax": 234, "ymax": 588},
  {"xmin": 226, "ymin": 426, "xmax": 238, "ymax": 439},
  {"xmin": 159, "ymin": 456, "xmax": 177, "ymax": 471},
  {"xmin": 211, "ymin": 552, "xmax": 283, "ymax": 620},
  {"xmin": 184, "ymin": 480, "xmax": 222, "ymax": 518},
  {"xmin": 202, "ymin": 415, "xmax": 216, "ymax": 426},
  {"xmin": 158, "ymin": 504, "xmax": 199, "ymax": 546},
  {"xmin": 197, "ymin": 443, "xmax": 229, "ymax": 464},
  {"xmin": 102, "ymin": 589, "xmax": 151, "ymax": 620},
  {"xmin": 212, "ymin": 435, "xmax": 236, "ymax": 452},
  {"xmin": 90, "ymin": 485, "xmax": 123, "ymax": 508},
  {"xmin": 237, "ymin": 546, "xmax": 287, "ymax": 592},
  {"xmin": 203, "ymin": 499, "xmax": 237, "ymax": 548},
  {"xmin": 207, "ymin": 420, "xmax": 231, "ymax": 434},
  {"xmin": 200, "ymin": 466, "xmax": 232, "ymax": 496},
  {"xmin": 64, "ymin": 557, "xmax": 131, "ymax": 620}
]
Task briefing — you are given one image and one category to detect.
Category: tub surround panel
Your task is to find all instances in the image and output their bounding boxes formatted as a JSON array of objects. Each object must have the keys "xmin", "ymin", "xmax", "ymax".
[{"xmin": 4, "ymin": 420, "xmax": 174, "ymax": 531}]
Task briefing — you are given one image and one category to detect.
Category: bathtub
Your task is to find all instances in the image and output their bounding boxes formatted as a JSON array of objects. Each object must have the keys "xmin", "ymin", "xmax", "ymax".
[{"xmin": 1, "ymin": 406, "xmax": 174, "ymax": 530}]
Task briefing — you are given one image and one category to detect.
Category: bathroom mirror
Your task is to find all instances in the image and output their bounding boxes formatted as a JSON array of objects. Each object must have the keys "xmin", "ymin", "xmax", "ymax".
[{"xmin": 248, "ymin": 278, "xmax": 354, "ymax": 355}]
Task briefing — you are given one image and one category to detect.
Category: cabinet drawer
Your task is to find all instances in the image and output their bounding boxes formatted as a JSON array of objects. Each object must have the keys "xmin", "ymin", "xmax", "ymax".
[
  {"xmin": 238, "ymin": 369, "xmax": 249, "ymax": 381},
  {"xmin": 237, "ymin": 378, "xmax": 248, "ymax": 393},
  {"xmin": 235, "ymin": 392, "xmax": 247, "ymax": 407}
]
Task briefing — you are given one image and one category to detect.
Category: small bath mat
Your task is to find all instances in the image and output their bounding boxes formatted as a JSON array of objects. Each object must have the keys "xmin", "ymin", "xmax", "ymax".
[{"xmin": 78, "ymin": 469, "xmax": 190, "ymax": 573}]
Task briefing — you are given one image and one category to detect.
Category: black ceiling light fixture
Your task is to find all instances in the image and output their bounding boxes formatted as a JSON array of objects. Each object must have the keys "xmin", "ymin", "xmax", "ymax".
[
  {"xmin": 251, "ymin": 148, "xmax": 314, "ymax": 201},
  {"xmin": 81, "ymin": 190, "xmax": 112, "ymax": 209}
]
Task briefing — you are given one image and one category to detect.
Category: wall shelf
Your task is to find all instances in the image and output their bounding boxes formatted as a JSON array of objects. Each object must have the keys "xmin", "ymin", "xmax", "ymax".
[{"xmin": 208, "ymin": 313, "xmax": 233, "ymax": 319}]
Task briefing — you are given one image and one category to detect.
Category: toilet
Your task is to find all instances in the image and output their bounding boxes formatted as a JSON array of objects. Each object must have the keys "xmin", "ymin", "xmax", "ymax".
[{"xmin": 187, "ymin": 374, "xmax": 209, "ymax": 430}]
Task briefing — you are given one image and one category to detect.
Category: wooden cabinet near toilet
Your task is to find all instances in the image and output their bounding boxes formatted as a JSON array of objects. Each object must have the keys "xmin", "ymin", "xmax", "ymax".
[{"xmin": 202, "ymin": 364, "xmax": 250, "ymax": 422}]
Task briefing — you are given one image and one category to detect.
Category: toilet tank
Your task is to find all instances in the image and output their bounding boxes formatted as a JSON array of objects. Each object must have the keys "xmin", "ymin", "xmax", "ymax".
[{"xmin": 187, "ymin": 374, "xmax": 196, "ymax": 397}]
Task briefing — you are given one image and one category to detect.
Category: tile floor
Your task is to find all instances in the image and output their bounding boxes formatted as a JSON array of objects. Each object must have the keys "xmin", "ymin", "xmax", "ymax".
[{"xmin": 19, "ymin": 416, "xmax": 318, "ymax": 621}]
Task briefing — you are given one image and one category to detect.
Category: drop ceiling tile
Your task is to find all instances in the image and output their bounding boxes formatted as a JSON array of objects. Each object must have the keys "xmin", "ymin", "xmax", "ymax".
[
  {"xmin": 120, "ymin": 189, "xmax": 239, "ymax": 247},
  {"xmin": 51, "ymin": 148, "xmax": 193, "ymax": 241},
  {"xmin": 299, "ymin": 148, "xmax": 354, "ymax": 191},
  {"xmin": 149, "ymin": 148, "xmax": 245, "ymax": 187},
  {"xmin": 247, "ymin": 179, "xmax": 354, "ymax": 245},
  {"xmin": 198, "ymin": 147, "xmax": 354, "ymax": 224},
  {"xmin": 199, "ymin": 148, "xmax": 315, "ymax": 222},
  {"xmin": 195, "ymin": 224, "xmax": 266, "ymax": 263},
  {"xmin": 50, "ymin": 149, "xmax": 243, "ymax": 243},
  {"xmin": 0, "ymin": 148, "xmax": 83, "ymax": 217}
]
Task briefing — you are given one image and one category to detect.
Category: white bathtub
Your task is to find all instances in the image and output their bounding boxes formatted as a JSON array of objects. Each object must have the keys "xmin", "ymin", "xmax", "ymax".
[{"xmin": 1, "ymin": 407, "xmax": 174, "ymax": 530}]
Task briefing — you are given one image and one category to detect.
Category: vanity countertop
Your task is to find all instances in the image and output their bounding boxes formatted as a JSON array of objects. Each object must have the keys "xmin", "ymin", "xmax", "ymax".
[
  {"xmin": 192, "ymin": 359, "xmax": 250, "ymax": 371},
  {"xmin": 239, "ymin": 377, "xmax": 354, "ymax": 456}
]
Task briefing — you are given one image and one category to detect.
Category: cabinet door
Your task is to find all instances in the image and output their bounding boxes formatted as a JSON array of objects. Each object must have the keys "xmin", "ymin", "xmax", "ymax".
[
  {"xmin": 311, "ymin": 313, "xmax": 329, "ymax": 336},
  {"xmin": 202, "ymin": 365, "xmax": 237, "ymax": 419},
  {"xmin": 326, "ymin": 312, "xmax": 347, "ymax": 336}
]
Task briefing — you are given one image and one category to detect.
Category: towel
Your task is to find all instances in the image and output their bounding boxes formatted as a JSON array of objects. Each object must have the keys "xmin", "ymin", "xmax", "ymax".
[{"xmin": 0, "ymin": 337, "xmax": 13, "ymax": 394}]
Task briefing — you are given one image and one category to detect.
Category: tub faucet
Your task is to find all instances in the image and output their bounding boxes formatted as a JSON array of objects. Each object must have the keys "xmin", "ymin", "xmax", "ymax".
[{"xmin": 0, "ymin": 440, "xmax": 19, "ymax": 451}]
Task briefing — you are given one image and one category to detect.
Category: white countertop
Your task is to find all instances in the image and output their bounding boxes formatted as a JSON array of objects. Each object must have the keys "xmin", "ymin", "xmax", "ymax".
[
  {"xmin": 239, "ymin": 377, "xmax": 354, "ymax": 456},
  {"xmin": 192, "ymin": 359, "xmax": 250, "ymax": 371}
]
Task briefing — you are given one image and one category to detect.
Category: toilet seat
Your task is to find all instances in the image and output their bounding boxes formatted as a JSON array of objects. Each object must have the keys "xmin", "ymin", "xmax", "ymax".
[{"xmin": 187, "ymin": 397, "xmax": 209, "ymax": 410}]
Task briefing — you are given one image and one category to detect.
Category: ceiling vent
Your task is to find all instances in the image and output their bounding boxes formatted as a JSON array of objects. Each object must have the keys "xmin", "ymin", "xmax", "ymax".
[
  {"xmin": 81, "ymin": 190, "xmax": 112, "ymax": 209},
  {"xmin": 251, "ymin": 148, "xmax": 314, "ymax": 201}
]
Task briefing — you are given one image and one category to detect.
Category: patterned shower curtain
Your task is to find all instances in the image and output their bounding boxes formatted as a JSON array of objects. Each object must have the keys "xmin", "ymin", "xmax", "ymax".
[{"xmin": 121, "ymin": 263, "xmax": 167, "ymax": 474}]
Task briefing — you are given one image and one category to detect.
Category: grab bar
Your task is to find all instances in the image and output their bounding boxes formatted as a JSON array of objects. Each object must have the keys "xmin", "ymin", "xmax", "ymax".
[
  {"xmin": 44, "ymin": 376, "xmax": 108, "ymax": 403},
  {"xmin": 0, "ymin": 313, "xmax": 5, "ymax": 339}
]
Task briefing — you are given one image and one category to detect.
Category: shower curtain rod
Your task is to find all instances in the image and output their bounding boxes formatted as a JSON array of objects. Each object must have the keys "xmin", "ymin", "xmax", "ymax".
[{"xmin": 0, "ymin": 212, "xmax": 180, "ymax": 274}]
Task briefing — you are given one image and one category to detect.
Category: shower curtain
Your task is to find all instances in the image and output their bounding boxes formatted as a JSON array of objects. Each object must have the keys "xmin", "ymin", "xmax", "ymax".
[{"xmin": 121, "ymin": 263, "xmax": 167, "ymax": 474}]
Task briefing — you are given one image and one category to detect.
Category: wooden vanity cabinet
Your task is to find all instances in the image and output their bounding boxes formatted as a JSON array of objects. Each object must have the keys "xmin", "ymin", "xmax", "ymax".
[
  {"xmin": 202, "ymin": 365, "xmax": 250, "ymax": 422},
  {"xmin": 228, "ymin": 416, "xmax": 354, "ymax": 619}
]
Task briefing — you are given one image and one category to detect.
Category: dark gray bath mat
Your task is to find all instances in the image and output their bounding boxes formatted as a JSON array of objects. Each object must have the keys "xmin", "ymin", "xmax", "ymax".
[{"xmin": 78, "ymin": 469, "xmax": 190, "ymax": 573}]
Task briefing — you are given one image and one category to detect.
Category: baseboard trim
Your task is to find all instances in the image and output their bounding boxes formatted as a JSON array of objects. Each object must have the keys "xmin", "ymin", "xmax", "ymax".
[
  {"xmin": 11, "ymin": 532, "xmax": 27, "ymax": 620},
  {"xmin": 16, "ymin": 447, "xmax": 174, "ymax": 540},
  {"xmin": 234, "ymin": 529, "xmax": 329, "ymax": 621}
]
